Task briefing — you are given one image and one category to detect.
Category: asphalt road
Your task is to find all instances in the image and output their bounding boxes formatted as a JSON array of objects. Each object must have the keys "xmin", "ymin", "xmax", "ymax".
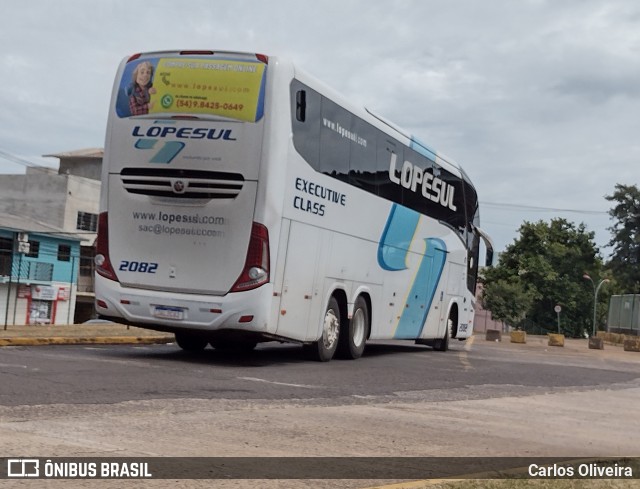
[
  {"xmin": 1, "ymin": 338, "xmax": 638, "ymax": 406},
  {"xmin": 1, "ymin": 338, "xmax": 639, "ymax": 488},
  {"xmin": 0, "ymin": 341, "xmax": 640, "ymax": 406}
]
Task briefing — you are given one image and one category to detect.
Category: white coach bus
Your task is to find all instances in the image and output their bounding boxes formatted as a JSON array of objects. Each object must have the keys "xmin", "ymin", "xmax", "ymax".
[{"xmin": 95, "ymin": 50, "xmax": 492, "ymax": 361}]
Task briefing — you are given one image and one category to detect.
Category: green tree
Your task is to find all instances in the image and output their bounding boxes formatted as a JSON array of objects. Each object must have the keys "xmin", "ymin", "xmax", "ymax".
[
  {"xmin": 480, "ymin": 277, "xmax": 535, "ymax": 328},
  {"xmin": 482, "ymin": 218, "xmax": 604, "ymax": 336},
  {"xmin": 605, "ymin": 184, "xmax": 640, "ymax": 292}
]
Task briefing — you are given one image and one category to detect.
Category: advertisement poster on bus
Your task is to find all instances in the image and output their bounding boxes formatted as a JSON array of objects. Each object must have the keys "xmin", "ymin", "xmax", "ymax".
[{"xmin": 115, "ymin": 56, "xmax": 266, "ymax": 122}]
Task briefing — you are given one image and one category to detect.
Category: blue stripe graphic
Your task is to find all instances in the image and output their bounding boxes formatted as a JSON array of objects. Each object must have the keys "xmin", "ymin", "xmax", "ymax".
[
  {"xmin": 378, "ymin": 204, "xmax": 447, "ymax": 338},
  {"xmin": 394, "ymin": 237, "xmax": 447, "ymax": 338},
  {"xmin": 378, "ymin": 204, "xmax": 420, "ymax": 271}
]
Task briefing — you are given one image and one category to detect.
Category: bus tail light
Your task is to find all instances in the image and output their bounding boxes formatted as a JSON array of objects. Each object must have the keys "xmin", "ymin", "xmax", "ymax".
[
  {"xmin": 95, "ymin": 212, "xmax": 119, "ymax": 282},
  {"xmin": 231, "ymin": 222, "xmax": 270, "ymax": 292}
]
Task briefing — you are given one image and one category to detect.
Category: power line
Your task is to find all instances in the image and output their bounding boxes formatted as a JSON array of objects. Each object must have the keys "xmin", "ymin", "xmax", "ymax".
[
  {"xmin": 481, "ymin": 201, "xmax": 608, "ymax": 215},
  {"xmin": 0, "ymin": 148, "xmax": 56, "ymax": 173}
]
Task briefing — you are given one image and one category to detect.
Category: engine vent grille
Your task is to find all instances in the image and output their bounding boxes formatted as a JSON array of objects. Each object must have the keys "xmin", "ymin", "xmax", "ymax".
[{"xmin": 120, "ymin": 168, "xmax": 244, "ymax": 199}]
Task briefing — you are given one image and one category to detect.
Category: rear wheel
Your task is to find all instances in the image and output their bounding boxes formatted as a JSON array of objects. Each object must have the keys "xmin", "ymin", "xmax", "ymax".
[
  {"xmin": 305, "ymin": 296, "xmax": 341, "ymax": 362},
  {"xmin": 175, "ymin": 332, "xmax": 208, "ymax": 351},
  {"xmin": 337, "ymin": 296, "xmax": 368, "ymax": 359}
]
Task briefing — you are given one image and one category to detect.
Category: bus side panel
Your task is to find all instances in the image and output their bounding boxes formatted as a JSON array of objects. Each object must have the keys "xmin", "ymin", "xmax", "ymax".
[
  {"xmin": 268, "ymin": 218, "xmax": 290, "ymax": 336},
  {"xmin": 275, "ymin": 220, "xmax": 326, "ymax": 342}
]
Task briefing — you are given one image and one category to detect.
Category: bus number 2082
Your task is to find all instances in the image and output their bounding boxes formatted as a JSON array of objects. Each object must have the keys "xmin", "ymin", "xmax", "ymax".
[{"xmin": 118, "ymin": 261, "xmax": 159, "ymax": 274}]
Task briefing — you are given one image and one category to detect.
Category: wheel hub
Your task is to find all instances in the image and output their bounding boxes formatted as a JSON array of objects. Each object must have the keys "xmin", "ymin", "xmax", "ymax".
[{"xmin": 323, "ymin": 309, "xmax": 339, "ymax": 349}]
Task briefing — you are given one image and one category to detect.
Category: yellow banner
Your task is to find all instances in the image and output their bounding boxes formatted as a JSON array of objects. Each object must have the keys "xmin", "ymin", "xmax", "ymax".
[{"xmin": 148, "ymin": 58, "xmax": 266, "ymax": 122}]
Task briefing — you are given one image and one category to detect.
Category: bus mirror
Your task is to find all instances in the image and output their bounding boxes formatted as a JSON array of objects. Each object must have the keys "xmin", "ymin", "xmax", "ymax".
[
  {"xmin": 485, "ymin": 249, "xmax": 494, "ymax": 267},
  {"xmin": 475, "ymin": 226, "xmax": 495, "ymax": 267},
  {"xmin": 296, "ymin": 90, "xmax": 306, "ymax": 122}
]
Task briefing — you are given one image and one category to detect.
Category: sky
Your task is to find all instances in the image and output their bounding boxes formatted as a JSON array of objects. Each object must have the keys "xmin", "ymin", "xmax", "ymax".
[{"xmin": 1, "ymin": 0, "xmax": 638, "ymax": 257}]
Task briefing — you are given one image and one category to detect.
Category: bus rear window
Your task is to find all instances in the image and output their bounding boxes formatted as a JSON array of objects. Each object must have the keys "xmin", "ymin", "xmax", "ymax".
[{"xmin": 115, "ymin": 56, "xmax": 267, "ymax": 122}]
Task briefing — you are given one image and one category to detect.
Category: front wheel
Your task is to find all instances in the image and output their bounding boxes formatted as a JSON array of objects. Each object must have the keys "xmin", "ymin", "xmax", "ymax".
[
  {"xmin": 433, "ymin": 319, "xmax": 451, "ymax": 352},
  {"xmin": 337, "ymin": 296, "xmax": 368, "ymax": 359},
  {"xmin": 305, "ymin": 296, "xmax": 341, "ymax": 362}
]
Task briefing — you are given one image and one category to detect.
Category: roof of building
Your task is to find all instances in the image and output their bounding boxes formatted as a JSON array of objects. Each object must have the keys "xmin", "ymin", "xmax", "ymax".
[
  {"xmin": 43, "ymin": 148, "xmax": 104, "ymax": 160},
  {"xmin": 0, "ymin": 214, "xmax": 82, "ymax": 242}
]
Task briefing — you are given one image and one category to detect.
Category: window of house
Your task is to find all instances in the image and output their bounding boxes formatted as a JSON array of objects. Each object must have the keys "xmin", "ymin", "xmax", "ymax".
[
  {"xmin": 26, "ymin": 240, "xmax": 40, "ymax": 258},
  {"xmin": 76, "ymin": 212, "xmax": 98, "ymax": 232},
  {"xmin": 0, "ymin": 237, "xmax": 11, "ymax": 254},
  {"xmin": 58, "ymin": 244, "xmax": 71, "ymax": 262}
]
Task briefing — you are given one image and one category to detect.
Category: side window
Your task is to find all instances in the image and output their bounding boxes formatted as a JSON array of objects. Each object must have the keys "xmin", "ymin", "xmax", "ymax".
[
  {"xmin": 319, "ymin": 97, "xmax": 350, "ymax": 183},
  {"xmin": 437, "ymin": 168, "xmax": 466, "ymax": 235},
  {"xmin": 377, "ymin": 137, "xmax": 403, "ymax": 205},
  {"xmin": 290, "ymin": 81, "xmax": 321, "ymax": 170},
  {"xmin": 290, "ymin": 79, "xmax": 471, "ymax": 243},
  {"xmin": 401, "ymin": 148, "xmax": 434, "ymax": 215},
  {"xmin": 348, "ymin": 116, "xmax": 377, "ymax": 194}
]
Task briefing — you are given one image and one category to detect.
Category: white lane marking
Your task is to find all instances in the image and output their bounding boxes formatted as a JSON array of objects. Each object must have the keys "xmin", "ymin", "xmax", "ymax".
[
  {"xmin": 238, "ymin": 376, "xmax": 321, "ymax": 389},
  {"xmin": 0, "ymin": 363, "xmax": 29, "ymax": 369}
]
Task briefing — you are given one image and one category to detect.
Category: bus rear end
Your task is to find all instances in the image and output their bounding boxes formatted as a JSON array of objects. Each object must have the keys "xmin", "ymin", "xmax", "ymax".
[{"xmin": 95, "ymin": 51, "xmax": 273, "ymax": 346}]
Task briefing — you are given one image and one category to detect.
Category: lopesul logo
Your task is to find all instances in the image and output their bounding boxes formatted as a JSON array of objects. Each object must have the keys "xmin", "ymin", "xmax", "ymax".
[{"xmin": 131, "ymin": 125, "xmax": 237, "ymax": 164}]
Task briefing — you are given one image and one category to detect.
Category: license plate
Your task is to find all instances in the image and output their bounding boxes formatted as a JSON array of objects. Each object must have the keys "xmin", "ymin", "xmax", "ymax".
[{"xmin": 152, "ymin": 306, "xmax": 184, "ymax": 320}]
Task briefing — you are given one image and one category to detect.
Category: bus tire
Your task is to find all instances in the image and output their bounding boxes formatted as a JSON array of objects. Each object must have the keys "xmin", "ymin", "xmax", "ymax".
[
  {"xmin": 337, "ymin": 296, "xmax": 368, "ymax": 359},
  {"xmin": 175, "ymin": 332, "xmax": 208, "ymax": 352},
  {"xmin": 306, "ymin": 296, "xmax": 341, "ymax": 362},
  {"xmin": 433, "ymin": 319, "xmax": 451, "ymax": 352}
]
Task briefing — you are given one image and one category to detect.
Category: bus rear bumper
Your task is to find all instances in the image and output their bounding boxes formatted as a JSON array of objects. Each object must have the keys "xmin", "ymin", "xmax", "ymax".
[{"xmin": 95, "ymin": 277, "xmax": 273, "ymax": 335}]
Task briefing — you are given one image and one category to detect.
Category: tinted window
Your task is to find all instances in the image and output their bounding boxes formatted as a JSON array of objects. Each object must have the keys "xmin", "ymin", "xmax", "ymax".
[
  {"xmin": 290, "ymin": 80, "xmax": 475, "ymax": 245},
  {"xmin": 348, "ymin": 116, "xmax": 377, "ymax": 194},
  {"xmin": 377, "ymin": 137, "xmax": 403, "ymax": 203},
  {"xmin": 290, "ymin": 80, "xmax": 321, "ymax": 170},
  {"xmin": 319, "ymin": 98, "xmax": 351, "ymax": 182}
]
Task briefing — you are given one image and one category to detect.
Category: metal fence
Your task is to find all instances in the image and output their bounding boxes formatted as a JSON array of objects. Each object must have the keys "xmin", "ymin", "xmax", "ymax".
[{"xmin": 607, "ymin": 295, "xmax": 640, "ymax": 336}]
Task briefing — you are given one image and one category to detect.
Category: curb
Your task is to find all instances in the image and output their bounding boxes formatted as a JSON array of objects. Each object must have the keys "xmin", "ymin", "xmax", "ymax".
[{"xmin": 0, "ymin": 336, "xmax": 175, "ymax": 347}]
